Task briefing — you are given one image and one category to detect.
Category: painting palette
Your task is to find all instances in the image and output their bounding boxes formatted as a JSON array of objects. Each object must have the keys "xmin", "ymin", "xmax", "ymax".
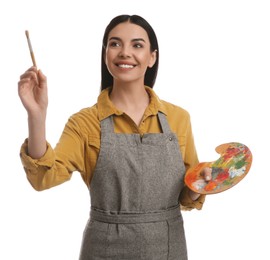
[{"xmin": 184, "ymin": 142, "xmax": 253, "ymax": 194}]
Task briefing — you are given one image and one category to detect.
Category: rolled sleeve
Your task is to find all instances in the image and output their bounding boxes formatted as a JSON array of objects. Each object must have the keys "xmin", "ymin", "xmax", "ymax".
[
  {"xmin": 20, "ymin": 139, "xmax": 55, "ymax": 171},
  {"xmin": 19, "ymin": 139, "xmax": 71, "ymax": 191}
]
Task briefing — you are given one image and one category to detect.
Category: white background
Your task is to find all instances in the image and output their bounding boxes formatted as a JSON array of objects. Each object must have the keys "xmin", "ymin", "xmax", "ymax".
[{"xmin": 1, "ymin": 0, "xmax": 269, "ymax": 259}]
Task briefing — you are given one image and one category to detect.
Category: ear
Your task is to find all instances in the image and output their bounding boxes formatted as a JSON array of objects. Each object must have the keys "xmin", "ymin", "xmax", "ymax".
[{"xmin": 148, "ymin": 50, "xmax": 157, "ymax": 68}]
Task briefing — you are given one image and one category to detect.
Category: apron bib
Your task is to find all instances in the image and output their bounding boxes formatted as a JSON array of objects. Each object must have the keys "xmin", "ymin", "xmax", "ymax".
[{"xmin": 79, "ymin": 112, "xmax": 187, "ymax": 260}]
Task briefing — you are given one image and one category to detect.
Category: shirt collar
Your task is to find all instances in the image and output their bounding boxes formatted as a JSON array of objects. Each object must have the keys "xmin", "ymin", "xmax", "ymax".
[{"xmin": 97, "ymin": 86, "xmax": 168, "ymax": 121}]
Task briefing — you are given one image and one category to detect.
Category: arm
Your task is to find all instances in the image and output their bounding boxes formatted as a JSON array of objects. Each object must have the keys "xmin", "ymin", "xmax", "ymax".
[
  {"xmin": 19, "ymin": 117, "xmax": 86, "ymax": 191},
  {"xmin": 18, "ymin": 67, "xmax": 88, "ymax": 191},
  {"xmin": 18, "ymin": 66, "xmax": 48, "ymax": 158}
]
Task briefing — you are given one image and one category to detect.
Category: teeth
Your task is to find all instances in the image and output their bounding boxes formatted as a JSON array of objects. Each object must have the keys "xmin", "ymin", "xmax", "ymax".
[{"xmin": 118, "ymin": 64, "xmax": 134, "ymax": 68}]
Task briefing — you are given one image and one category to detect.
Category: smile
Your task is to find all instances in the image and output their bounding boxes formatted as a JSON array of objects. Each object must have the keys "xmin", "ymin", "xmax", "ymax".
[{"xmin": 117, "ymin": 64, "xmax": 135, "ymax": 68}]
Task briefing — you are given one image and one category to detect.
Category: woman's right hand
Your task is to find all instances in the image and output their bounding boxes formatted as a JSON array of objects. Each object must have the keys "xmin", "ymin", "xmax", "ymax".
[
  {"xmin": 18, "ymin": 67, "xmax": 48, "ymax": 158},
  {"xmin": 18, "ymin": 66, "xmax": 48, "ymax": 117}
]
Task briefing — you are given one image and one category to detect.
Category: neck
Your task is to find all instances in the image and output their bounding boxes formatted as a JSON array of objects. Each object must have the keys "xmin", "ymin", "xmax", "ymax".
[
  {"xmin": 110, "ymin": 82, "xmax": 149, "ymax": 110},
  {"xmin": 109, "ymin": 82, "xmax": 150, "ymax": 126}
]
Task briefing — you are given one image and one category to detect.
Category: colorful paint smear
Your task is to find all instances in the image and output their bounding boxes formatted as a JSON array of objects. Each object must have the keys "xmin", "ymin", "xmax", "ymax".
[{"xmin": 184, "ymin": 142, "xmax": 252, "ymax": 194}]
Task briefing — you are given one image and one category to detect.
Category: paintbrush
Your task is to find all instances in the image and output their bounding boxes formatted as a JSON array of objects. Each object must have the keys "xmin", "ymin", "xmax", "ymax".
[{"xmin": 25, "ymin": 30, "xmax": 37, "ymax": 67}]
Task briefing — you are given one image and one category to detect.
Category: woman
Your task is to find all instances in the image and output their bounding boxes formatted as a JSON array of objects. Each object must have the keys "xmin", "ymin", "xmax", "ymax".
[{"xmin": 18, "ymin": 14, "xmax": 211, "ymax": 260}]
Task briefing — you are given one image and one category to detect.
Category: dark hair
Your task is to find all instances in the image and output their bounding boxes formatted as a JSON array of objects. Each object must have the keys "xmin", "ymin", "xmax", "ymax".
[{"xmin": 101, "ymin": 15, "xmax": 159, "ymax": 91}]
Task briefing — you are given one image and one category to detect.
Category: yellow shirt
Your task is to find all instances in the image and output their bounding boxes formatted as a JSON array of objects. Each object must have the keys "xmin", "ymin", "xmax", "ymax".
[{"xmin": 20, "ymin": 87, "xmax": 205, "ymax": 210}]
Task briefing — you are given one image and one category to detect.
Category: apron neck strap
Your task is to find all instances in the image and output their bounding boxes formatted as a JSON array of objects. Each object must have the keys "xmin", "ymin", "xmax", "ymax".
[
  {"xmin": 100, "ymin": 115, "xmax": 114, "ymax": 134},
  {"xmin": 157, "ymin": 112, "xmax": 171, "ymax": 134}
]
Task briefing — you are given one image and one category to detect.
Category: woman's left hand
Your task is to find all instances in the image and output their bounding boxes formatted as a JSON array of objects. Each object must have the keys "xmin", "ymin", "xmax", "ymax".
[{"xmin": 188, "ymin": 167, "xmax": 212, "ymax": 200}]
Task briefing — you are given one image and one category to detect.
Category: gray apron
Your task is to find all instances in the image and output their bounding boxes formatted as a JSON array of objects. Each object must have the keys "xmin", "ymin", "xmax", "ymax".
[{"xmin": 79, "ymin": 112, "xmax": 187, "ymax": 259}]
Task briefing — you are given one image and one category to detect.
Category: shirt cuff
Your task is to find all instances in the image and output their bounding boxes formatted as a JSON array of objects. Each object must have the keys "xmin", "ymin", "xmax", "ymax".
[
  {"xmin": 19, "ymin": 139, "xmax": 55, "ymax": 171},
  {"xmin": 179, "ymin": 186, "xmax": 206, "ymax": 210}
]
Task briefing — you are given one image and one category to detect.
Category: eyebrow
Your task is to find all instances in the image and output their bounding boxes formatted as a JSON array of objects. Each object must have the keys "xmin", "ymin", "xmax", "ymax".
[{"xmin": 108, "ymin": 37, "xmax": 146, "ymax": 43}]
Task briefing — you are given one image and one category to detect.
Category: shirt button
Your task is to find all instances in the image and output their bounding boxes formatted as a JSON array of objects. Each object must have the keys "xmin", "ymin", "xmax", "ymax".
[{"xmin": 169, "ymin": 137, "xmax": 173, "ymax": 141}]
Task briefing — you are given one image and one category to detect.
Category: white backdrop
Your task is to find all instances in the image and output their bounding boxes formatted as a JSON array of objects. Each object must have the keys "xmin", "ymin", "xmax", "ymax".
[{"xmin": 1, "ymin": 0, "xmax": 269, "ymax": 259}]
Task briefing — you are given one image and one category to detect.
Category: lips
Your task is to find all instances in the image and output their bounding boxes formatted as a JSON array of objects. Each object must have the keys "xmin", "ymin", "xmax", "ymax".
[
  {"xmin": 117, "ymin": 64, "xmax": 135, "ymax": 68},
  {"xmin": 115, "ymin": 61, "xmax": 137, "ymax": 69}
]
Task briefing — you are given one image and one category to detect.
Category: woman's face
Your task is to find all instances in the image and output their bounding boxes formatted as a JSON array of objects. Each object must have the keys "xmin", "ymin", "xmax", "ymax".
[{"xmin": 105, "ymin": 22, "xmax": 156, "ymax": 86}]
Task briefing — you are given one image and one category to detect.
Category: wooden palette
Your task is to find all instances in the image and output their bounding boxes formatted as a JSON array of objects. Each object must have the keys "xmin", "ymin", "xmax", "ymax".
[{"xmin": 184, "ymin": 142, "xmax": 253, "ymax": 194}]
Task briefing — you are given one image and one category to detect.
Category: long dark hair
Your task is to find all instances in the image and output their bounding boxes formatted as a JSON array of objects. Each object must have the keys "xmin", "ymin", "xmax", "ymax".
[{"xmin": 101, "ymin": 15, "xmax": 159, "ymax": 91}]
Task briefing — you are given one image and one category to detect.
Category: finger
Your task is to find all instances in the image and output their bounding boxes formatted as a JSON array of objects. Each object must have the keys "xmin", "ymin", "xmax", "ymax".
[
  {"xmin": 20, "ymin": 66, "xmax": 38, "ymax": 78},
  {"xmin": 26, "ymin": 66, "xmax": 38, "ymax": 72},
  {"xmin": 22, "ymin": 66, "xmax": 38, "ymax": 76},
  {"xmin": 204, "ymin": 167, "xmax": 212, "ymax": 181},
  {"xmin": 18, "ymin": 79, "xmax": 31, "ymax": 98},
  {"xmin": 20, "ymin": 71, "xmax": 39, "ymax": 87},
  {"xmin": 18, "ymin": 78, "xmax": 30, "ymax": 87},
  {"xmin": 37, "ymin": 70, "xmax": 47, "ymax": 87},
  {"xmin": 20, "ymin": 69, "xmax": 38, "ymax": 79},
  {"xmin": 18, "ymin": 78, "xmax": 34, "ymax": 95}
]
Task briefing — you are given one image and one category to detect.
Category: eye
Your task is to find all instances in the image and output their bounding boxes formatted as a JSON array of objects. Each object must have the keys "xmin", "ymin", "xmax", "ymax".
[
  {"xmin": 133, "ymin": 43, "xmax": 143, "ymax": 48},
  {"xmin": 109, "ymin": 41, "xmax": 120, "ymax": 47}
]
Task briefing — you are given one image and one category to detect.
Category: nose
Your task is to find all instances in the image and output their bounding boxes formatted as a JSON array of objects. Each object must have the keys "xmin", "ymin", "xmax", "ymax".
[{"xmin": 118, "ymin": 45, "xmax": 131, "ymax": 58}]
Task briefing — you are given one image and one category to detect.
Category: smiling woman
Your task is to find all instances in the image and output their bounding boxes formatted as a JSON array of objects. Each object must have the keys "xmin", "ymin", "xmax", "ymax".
[
  {"xmin": 101, "ymin": 15, "xmax": 159, "ymax": 91},
  {"xmin": 104, "ymin": 22, "xmax": 157, "ymax": 90},
  {"xmin": 18, "ymin": 14, "xmax": 211, "ymax": 260},
  {"xmin": 105, "ymin": 21, "xmax": 158, "ymax": 125}
]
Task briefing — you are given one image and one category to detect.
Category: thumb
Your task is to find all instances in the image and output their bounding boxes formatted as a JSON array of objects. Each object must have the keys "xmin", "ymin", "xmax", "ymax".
[
  {"xmin": 38, "ymin": 69, "xmax": 47, "ymax": 87},
  {"xmin": 204, "ymin": 167, "xmax": 212, "ymax": 181}
]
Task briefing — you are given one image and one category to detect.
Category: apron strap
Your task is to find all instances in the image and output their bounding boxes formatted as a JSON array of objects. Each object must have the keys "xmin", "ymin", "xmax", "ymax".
[
  {"xmin": 90, "ymin": 205, "xmax": 180, "ymax": 224},
  {"xmin": 100, "ymin": 116, "xmax": 114, "ymax": 134},
  {"xmin": 157, "ymin": 112, "xmax": 172, "ymax": 134}
]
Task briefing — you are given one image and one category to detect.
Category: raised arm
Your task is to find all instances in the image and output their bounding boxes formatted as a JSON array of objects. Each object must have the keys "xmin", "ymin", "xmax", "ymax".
[{"xmin": 18, "ymin": 66, "xmax": 48, "ymax": 159}]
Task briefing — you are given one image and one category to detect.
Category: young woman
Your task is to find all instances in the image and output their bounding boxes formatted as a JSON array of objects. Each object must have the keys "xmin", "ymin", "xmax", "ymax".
[{"xmin": 18, "ymin": 14, "xmax": 211, "ymax": 260}]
